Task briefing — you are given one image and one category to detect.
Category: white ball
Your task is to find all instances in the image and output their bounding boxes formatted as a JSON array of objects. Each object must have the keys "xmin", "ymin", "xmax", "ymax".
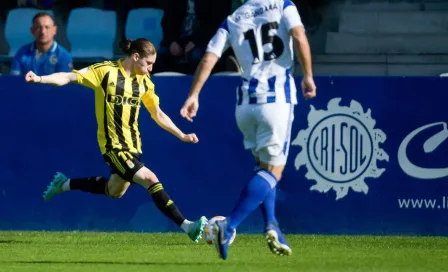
[{"xmin": 204, "ymin": 216, "xmax": 236, "ymax": 245}]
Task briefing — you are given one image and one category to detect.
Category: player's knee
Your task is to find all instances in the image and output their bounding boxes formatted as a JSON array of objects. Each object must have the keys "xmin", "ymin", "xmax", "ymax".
[
  {"xmin": 106, "ymin": 185, "xmax": 128, "ymax": 198},
  {"xmin": 110, "ymin": 191, "xmax": 126, "ymax": 198},
  {"xmin": 107, "ymin": 188, "xmax": 127, "ymax": 198},
  {"xmin": 259, "ymin": 162, "xmax": 284, "ymax": 181},
  {"xmin": 133, "ymin": 167, "xmax": 159, "ymax": 187}
]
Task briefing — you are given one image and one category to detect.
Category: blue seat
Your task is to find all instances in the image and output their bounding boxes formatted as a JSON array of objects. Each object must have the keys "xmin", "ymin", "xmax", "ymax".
[
  {"xmin": 125, "ymin": 8, "xmax": 164, "ymax": 50},
  {"xmin": 67, "ymin": 8, "xmax": 116, "ymax": 60},
  {"xmin": 5, "ymin": 8, "xmax": 55, "ymax": 57}
]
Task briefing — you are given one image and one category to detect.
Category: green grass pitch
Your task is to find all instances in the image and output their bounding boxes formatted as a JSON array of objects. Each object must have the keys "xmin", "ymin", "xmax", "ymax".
[{"xmin": 0, "ymin": 231, "xmax": 446, "ymax": 272}]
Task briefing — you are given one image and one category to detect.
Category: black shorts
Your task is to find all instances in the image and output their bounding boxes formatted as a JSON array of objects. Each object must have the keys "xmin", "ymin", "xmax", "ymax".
[{"xmin": 103, "ymin": 150, "xmax": 144, "ymax": 181}]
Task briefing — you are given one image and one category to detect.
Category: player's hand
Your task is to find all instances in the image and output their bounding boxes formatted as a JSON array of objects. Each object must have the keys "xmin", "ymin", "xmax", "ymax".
[
  {"xmin": 170, "ymin": 41, "xmax": 183, "ymax": 57},
  {"xmin": 185, "ymin": 41, "xmax": 196, "ymax": 54},
  {"xmin": 180, "ymin": 96, "xmax": 199, "ymax": 122},
  {"xmin": 181, "ymin": 133, "xmax": 199, "ymax": 143},
  {"xmin": 25, "ymin": 71, "xmax": 40, "ymax": 83},
  {"xmin": 301, "ymin": 76, "xmax": 316, "ymax": 100}
]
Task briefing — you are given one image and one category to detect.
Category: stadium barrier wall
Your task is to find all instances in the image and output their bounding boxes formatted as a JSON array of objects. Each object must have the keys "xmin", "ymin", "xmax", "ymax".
[{"xmin": 0, "ymin": 75, "xmax": 447, "ymax": 236}]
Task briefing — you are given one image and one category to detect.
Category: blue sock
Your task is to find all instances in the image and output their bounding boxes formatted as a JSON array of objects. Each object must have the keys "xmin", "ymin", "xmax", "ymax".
[
  {"xmin": 260, "ymin": 187, "xmax": 278, "ymax": 226},
  {"xmin": 227, "ymin": 170, "xmax": 278, "ymax": 232}
]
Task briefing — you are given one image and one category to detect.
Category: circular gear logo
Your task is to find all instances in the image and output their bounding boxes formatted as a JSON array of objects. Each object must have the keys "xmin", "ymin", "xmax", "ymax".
[{"xmin": 292, "ymin": 98, "xmax": 389, "ymax": 200}]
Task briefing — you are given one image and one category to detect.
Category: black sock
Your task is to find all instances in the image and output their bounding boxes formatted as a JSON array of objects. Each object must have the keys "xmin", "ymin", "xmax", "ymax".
[
  {"xmin": 148, "ymin": 183, "xmax": 185, "ymax": 226},
  {"xmin": 69, "ymin": 177, "xmax": 108, "ymax": 195}
]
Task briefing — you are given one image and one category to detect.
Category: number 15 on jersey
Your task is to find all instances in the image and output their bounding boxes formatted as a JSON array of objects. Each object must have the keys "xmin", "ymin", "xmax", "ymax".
[{"xmin": 243, "ymin": 21, "xmax": 285, "ymax": 64}]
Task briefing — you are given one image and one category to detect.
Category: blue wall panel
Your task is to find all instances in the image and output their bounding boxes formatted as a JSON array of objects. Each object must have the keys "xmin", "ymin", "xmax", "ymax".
[{"xmin": 0, "ymin": 75, "xmax": 446, "ymax": 235}]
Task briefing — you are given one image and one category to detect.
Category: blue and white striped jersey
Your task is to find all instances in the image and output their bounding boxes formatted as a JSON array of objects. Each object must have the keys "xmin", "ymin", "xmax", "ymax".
[{"xmin": 206, "ymin": 0, "xmax": 303, "ymax": 105}]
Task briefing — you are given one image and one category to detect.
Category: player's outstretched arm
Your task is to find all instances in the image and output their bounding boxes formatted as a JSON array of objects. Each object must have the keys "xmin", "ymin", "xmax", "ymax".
[
  {"xmin": 25, "ymin": 70, "xmax": 77, "ymax": 86},
  {"xmin": 180, "ymin": 52, "xmax": 219, "ymax": 122},
  {"xmin": 290, "ymin": 26, "xmax": 316, "ymax": 99},
  {"xmin": 149, "ymin": 105, "xmax": 199, "ymax": 143}
]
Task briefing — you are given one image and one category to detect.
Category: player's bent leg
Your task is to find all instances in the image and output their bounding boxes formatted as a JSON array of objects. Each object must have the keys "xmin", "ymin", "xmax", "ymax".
[
  {"xmin": 258, "ymin": 174, "xmax": 291, "ymax": 255},
  {"xmin": 43, "ymin": 172, "xmax": 115, "ymax": 201},
  {"xmin": 259, "ymin": 162, "xmax": 285, "ymax": 181},
  {"xmin": 133, "ymin": 167, "xmax": 207, "ymax": 243},
  {"xmin": 106, "ymin": 174, "xmax": 131, "ymax": 198},
  {"xmin": 214, "ymin": 217, "xmax": 232, "ymax": 260},
  {"xmin": 131, "ymin": 166, "xmax": 159, "ymax": 187},
  {"xmin": 252, "ymin": 154, "xmax": 279, "ymax": 227},
  {"xmin": 215, "ymin": 168, "xmax": 276, "ymax": 260},
  {"xmin": 258, "ymin": 151, "xmax": 291, "ymax": 256}
]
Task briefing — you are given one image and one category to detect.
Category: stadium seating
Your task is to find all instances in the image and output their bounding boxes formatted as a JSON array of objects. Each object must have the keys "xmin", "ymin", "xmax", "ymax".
[
  {"xmin": 311, "ymin": 1, "xmax": 448, "ymax": 75},
  {"xmin": 4, "ymin": 8, "xmax": 55, "ymax": 57},
  {"xmin": 125, "ymin": 8, "xmax": 164, "ymax": 50},
  {"xmin": 67, "ymin": 8, "xmax": 116, "ymax": 61}
]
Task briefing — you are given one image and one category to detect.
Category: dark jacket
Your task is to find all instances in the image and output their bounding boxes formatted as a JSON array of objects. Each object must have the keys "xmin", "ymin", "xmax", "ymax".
[{"xmin": 160, "ymin": 0, "xmax": 231, "ymax": 48}]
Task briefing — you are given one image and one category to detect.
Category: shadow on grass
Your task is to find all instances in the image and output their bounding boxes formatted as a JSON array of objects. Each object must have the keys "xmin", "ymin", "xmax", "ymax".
[{"xmin": 0, "ymin": 240, "xmax": 32, "ymax": 244}]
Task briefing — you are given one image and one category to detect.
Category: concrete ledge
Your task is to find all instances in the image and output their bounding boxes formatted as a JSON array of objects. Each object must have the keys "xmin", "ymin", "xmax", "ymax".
[
  {"xmin": 387, "ymin": 64, "xmax": 448, "ymax": 75},
  {"xmin": 307, "ymin": 63, "xmax": 448, "ymax": 76},
  {"xmin": 326, "ymin": 32, "xmax": 448, "ymax": 54},
  {"xmin": 313, "ymin": 54, "xmax": 448, "ymax": 64},
  {"xmin": 339, "ymin": 11, "xmax": 448, "ymax": 33},
  {"xmin": 313, "ymin": 54, "xmax": 387, "ymax": 63},
  {"xmin": 343, "ymin": 2, "xmax": 448, "ymax": 11},
  {"xmin": 313, "ymin": 63, "xmax": 388, "ymax": 75}
]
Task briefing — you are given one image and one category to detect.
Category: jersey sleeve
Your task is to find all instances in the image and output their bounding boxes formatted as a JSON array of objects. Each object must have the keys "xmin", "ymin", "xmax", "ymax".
[
  {"xmin": 72, "ymin": 65, "xmax": 101, "ymax": 89},
  {"xmin": 10, "ymin": 50, "xmax": 23, "ymax": 75},
  {"xmin": 206, "ymin": 19, "xmax": 230, "ymax": 58},
  {"xmin": 142, "ymin": 77, "xmax": 160, "ymax": 112},
  {"xmin": 282, "ymin": 0, "xmax": 303, "ymax": 31}
]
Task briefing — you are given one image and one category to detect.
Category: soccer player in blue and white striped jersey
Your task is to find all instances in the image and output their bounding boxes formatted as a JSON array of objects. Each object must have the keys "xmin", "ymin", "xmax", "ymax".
[{"xmin": 181, "ymin": 0, "xmax": 316, "ymax": 260}]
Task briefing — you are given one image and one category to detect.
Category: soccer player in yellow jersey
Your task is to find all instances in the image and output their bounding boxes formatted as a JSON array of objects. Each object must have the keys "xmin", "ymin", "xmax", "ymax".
[{"xmin": 25, "ymin": 38, "xmax": 207, "ymax": 242}]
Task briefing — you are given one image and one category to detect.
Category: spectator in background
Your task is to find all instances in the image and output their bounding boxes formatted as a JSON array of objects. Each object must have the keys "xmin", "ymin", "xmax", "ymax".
[
  {"xmin": 154, "ymin": 0, "xmax": 230, "ymax": 74},
  {"xmin": 10, "ymin": 12, "xmax": 72, "ymax": 76},
  {"xmin": 17, "ymin": 0, "xmax": 54, "ymax": 9},
  {"xmin": 293, "ymin": 0, "xmax": 324, "ymax": 34}
]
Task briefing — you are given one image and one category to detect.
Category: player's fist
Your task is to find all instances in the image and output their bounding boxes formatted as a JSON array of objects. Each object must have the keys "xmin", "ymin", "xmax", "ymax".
[
  {"xmin": 25, "ymin": 71, "xmax": 40, "ymax": 83},
  {"xmin": 181, "ymin": 133, "xmax": 199, "ymax": 144},
  {"xmin": 301, "ymin": 76, "xmax": 316, "ymax": 100},
  {"xmin": 180, "ymin": 96, "xmax": 199, "ymax": 122}
]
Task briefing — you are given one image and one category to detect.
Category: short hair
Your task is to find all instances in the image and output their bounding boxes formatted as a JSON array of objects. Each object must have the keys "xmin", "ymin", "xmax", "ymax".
[
  {"xmin": 120, "ymin": 38, "xmax": 156, "ymax": 58},
  {"xmin": 32, "ymin": 12, "xmax": 55, "ymax": 25}
]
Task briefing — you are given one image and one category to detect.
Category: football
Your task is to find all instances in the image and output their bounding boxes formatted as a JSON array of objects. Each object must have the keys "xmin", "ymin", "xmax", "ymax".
[{"xmin": 204, "ymin": 216, "xmax": 236, "ymax": 245}]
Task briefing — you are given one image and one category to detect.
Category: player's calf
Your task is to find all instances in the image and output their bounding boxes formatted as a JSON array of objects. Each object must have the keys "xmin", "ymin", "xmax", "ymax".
[
  {"xmin": 43, "ymin": 173, "xmax": 109, "ymax": 201},
  {"xmin": 133, "ymin": 167, "xmax": 207, "ymax": 242},
  {"xmin": 70, "ymin": 176, "xmax": 110, "ymax": 194},
  {"xmin": 43, "ymin": 172, "xmax": 131, "ymax": 201}
]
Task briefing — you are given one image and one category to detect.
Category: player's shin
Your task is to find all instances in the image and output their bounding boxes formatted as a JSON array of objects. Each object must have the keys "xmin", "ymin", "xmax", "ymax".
[
  {"xmin": 147, "ymin": 182, "xmax": 186, "ymax": 226},
  {"xmin": 260, "ymin": 187, "xmax": 278, "ymax": 226},
  {"xmin": 227, "ymin": 169, "xmax": 278, "ymax": 232},
  {"xmin": 68, "ymin": 177, "xmax": 109, "ymax": 195}
]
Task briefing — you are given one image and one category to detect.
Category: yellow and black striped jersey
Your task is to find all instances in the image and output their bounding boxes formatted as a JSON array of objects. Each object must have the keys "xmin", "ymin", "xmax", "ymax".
[{"xmin": 73, "ymin": 59, "xmax": 159, "ymax": 155}]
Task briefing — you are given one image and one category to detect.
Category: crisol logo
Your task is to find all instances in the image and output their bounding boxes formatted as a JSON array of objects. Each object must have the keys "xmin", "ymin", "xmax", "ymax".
[{"xmin": 292, "ymin": 98, "xmax": 389, "ymax": 200}]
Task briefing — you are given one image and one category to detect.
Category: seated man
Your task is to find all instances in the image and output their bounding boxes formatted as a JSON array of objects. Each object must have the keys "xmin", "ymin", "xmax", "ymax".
[
  {"xmin": 10, "ymin": 12, "xmax": 72, "ymax": 76},
  {"xmin": 154, "ymin": 0, "xmax": 230, "ymax": 74}
]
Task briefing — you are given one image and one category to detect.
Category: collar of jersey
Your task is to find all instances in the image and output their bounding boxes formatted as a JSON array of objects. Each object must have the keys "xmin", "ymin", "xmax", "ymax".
[
  {"xmin": 30, "ymin": 41, "xmax": 57, "ymax": 54},
  {"xmin": 118, "ymin": 58, "xmax": 136, "ymax": 79}
]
